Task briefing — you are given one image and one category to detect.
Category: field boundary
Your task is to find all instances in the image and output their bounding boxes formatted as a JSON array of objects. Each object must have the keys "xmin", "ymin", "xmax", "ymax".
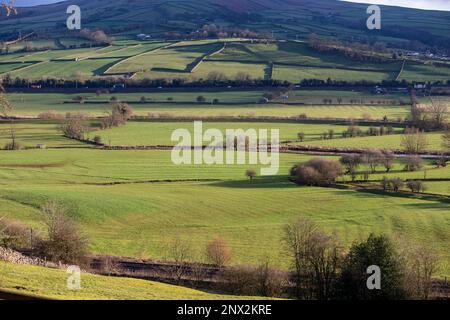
[{"xmin": 103, "ymin": 42, "xmax": 176, "ymax": 75}]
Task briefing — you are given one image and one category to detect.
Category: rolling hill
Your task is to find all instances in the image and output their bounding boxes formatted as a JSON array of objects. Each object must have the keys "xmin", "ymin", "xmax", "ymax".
[{"xmin": 1, "ymin": 0, "xmax": 450, "ymax": 48}]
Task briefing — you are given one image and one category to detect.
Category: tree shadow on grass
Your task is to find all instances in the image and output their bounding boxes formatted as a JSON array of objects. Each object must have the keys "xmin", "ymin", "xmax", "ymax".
[{"xmin": 209, "ymin": 175, "xmax": 298, "ymax": 189}]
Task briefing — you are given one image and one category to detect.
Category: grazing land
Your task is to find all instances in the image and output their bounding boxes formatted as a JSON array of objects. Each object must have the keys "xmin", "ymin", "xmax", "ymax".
[
  {"xmin": 0, "ymin": 261, "xmax": 257, "ymax": 300},
  {"xmin": 0, "ymin": 0, "xmax": 449, "ymax": 300}
]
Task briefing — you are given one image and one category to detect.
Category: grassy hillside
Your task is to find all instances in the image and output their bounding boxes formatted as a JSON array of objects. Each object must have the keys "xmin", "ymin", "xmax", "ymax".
[
  {"xmin": 0, "ymin": 147, "xmax": 448, "ymax": 275},
  {"xmin": 0, "ymin": 261, "xmax": 258, "ymax": 300},
  {"xmin": 2, "ymin": 0, "xmax": 450, "ymax": 44}
]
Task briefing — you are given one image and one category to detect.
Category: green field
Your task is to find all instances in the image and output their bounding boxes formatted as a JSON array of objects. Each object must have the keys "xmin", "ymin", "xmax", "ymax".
[
  {"xmin": 0, "ymin": 147, "xmax": 448, "ymax": 275},
  {"xmin": 272, "ymin": 65, "xmax": 395, "ymax": 83},
  {"xmin": 0, "ymin": 39, "xmax": 447, "ymax": 83},
  {"xmin": 0, "ymin": 261, "xmax": 257, "ymax": 300},
  {"xmin": 399, "ymin": 62, "xmax": 450, "ymax": 82},
  {"xmin": 96, "ymin": 121, "xmax": 404, "ymax": 146},
  {"xmin": 293, "ymin": 132, "xmax": 445, "ymax": 152},
  {"xmin": 5, "ymin": 91, "xmax": 411, "ymax": 120}
]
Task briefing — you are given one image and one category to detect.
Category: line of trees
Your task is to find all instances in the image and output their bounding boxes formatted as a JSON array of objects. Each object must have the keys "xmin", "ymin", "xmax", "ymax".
[
  {"xmin": 283, "ymin": 218, "xmax": 440, "ymax": 300},
  {"xmin": 3, "ymin": 73, "xmax": 450, "ymax": 90}
]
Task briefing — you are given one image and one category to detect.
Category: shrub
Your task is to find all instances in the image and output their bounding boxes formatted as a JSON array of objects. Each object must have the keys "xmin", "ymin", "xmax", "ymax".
[
  {"xmin": 403, "ymin": 155, "xmax": 424, "ymax": 172},
  {"xmin": 291, "ymin": 158, "xmax": 343, "ymax": 186},
  {"xmin": 36, "ymin": 201, "xmax": 88, "ymax": 265},
  {"xmin": 93, "ymin": 135, "xmax": 102, "ymax": 144},
  {"xmin": 38, "ymin": 110, "xmax": 63, "ymax": 119},
  {"xmin": 406, "ymin": 180, "xmax": 427, "ymax": 193},
  {"xmin": 196, "ymin": 95, "xmax": 206, "ymax": 103},
  {"xmin": 245, "ymin": 169, "xmax": 257, "ymax": 180},
  {"xmin": 0, "ymin": 217, "xmax": 32, "ymax": 249},
  {"xmin": 60, "ymin": 118, "xmax": 88, "ymax": 140},
  {"xmin": 206, "ymin": 235, "xmax": 232, "ymax": 267}
]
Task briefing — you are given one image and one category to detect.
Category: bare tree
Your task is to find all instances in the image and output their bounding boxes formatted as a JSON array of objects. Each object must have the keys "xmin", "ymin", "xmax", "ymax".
[
  {"xmin": 427, "ymin": 98, "xmax": 448, "ymax": 129},
  {"xmin": 206, "ymin": 235, "xmax": 232, "ymax": 267},
  {"xmin": 443, "ymin": 130, "xmax": 450, "ymax": 152},
  {"xmin": 401, "ymin": 128, "xmax": 428, "ymax": 154},
  {"xmin": 282, "ymin": 217, "xmax": 343, "ymax": 300},
  {"xmin": 381, "ymin": 150, "xmax": 395, "ymax": 172},
  {"xmin": 397, "ymin": 238, "xmax": 440, "ymax": 300},
  {"xmin": 0, "ymin": 0, "xmax": 17, "ymax": 17},
  {"xmin": 0, "ymin": 83, "xmax": 19, "ymax": 150},
  {"xmin": 340, "ymin": 154, "xmax": 362, "ymax": 181},
  {"xmin": 165, "ymin": 236, "xmax": 192, "ymax": 284},
  {"xmin": 362, "ymin": 149, "xmax": 383, "ymax": 173}
]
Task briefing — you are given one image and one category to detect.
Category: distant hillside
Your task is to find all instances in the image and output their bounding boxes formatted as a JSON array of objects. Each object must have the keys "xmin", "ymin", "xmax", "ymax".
[{"xmin": 1, "ymin": 0, "xmax": 450, "ymax": 51}]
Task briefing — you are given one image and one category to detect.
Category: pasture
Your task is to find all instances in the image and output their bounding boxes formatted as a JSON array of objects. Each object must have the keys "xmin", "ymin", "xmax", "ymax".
[
  {"xmin": 0, "ymin": 39, "xmax": 447, "ymax": 83},
  {"xmin": 0, "ymin": 146, "xmax": 448, "ymax": 275},
  {"xmin": 0, "ymin": 261, "xmax": 255, "ymax": 300},
  {"xmin": 294, "ymin": 132, "xmax": 446, "ymax": 152},
  {"xmin": 5, "ymin": 90, "xmax": 411, "ymax": 120},
  {"xmin": 95, "ymin": 121, "xmax": 404, "ymax": 146}
]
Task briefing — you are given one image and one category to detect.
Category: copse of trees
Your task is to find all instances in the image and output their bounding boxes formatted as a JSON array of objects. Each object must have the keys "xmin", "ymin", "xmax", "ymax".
[{"xmin": 290, "ymin": 158, "xmax": 343, "ymax": 186}]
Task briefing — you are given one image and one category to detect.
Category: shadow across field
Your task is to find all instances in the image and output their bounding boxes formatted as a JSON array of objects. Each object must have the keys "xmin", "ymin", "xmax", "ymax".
[{"xmin": 208, "ymin": 176, "xmax": 296, "ymax": 189}]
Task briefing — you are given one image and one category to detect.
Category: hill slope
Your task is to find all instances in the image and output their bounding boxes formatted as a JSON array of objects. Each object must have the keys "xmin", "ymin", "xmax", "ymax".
[{"xmin": 1, "ymin": 0, "xmax": 450, "ymax": 49}]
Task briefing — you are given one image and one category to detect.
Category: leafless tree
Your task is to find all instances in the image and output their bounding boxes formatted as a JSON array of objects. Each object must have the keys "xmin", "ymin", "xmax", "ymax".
[
  {"xmin": 0, "ymin": 1, "xmax": 17, "ymax": 17},
  {"xmin": 165, "ymin": 236, "xmax": 192, "ymax": 283},
  {"xmin": 362, "ymin": 149, "xmax": 383, "ymax": 173},
  {"xmin": 282, "ymin": 217, "xmax": 343, "ymax": 300},
  {"xmin": 401, "ymin": 128, "xmax": 429, "ymax": 154},
  {"xmin": 443, "ymin": 130, "xmax": 450, "ymax": 152},
  {"xmin": 397, "ymin": 238, "xmax": 440, "ymax": 300},
  {"xmin": 206, "ymin": 235, "xmax": 232, "ymax": 267},
  {"xmin": 427, "ymin": 98, "xmax": 448, "ymax": 129}
]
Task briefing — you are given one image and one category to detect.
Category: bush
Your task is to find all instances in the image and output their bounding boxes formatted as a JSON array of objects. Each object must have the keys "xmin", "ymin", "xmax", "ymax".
[
  {"xmin": 4, "ymin": 141, "xmax": 24, "ymax": 150},
  {"xmin": 36, "ymin": 201, "xmax": 89, "ymax": 265},
  {"xmin": 245, "ymin": 169, "xmax": 257, "ymax": 180},
  {"xmin": 291, "ymin": 158, "xmax": 343, "ymax": 186},
  {"xmin": 38, "ymin": 110, "xmax": 63, "ymax": 119},
  {"xmin": 206, "ymin": 235, "xmax": 232, "ymax": 267},
  {"xmin": 406, "ymin": 180, "xmax": 427, "ymax": 193},
  {"xmin": 403, "ymin": 155, "xmax": 424, "ymax": 172},
  {"xmin": 0, "ymin": 217, "xmax": 32, "ymax": 249},
  {"xmin": 93, "ymin": 135, "xmax": 102, "ymax": 144},
  {"xmin": 196, "ymin": 95, "xmax": 206, "ymax": 103},
  {"xmin": 60, "ymin": 118, "xmax": 88, "ymax": 140}
]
